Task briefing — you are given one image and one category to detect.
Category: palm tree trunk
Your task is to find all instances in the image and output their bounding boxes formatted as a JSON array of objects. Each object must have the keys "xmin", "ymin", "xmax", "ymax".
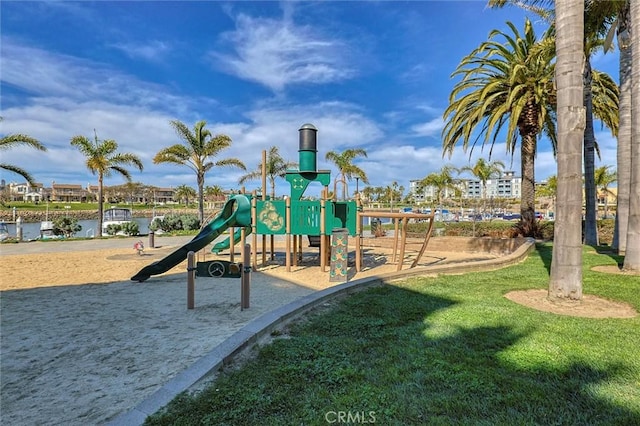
[
  {"xmin": 583, "ymin": 57, "xmax": 599, "ymax": 246},
  {"xmin": 98, "ymin": 175, "xmax": 104, "ymax": 237},
  {"xmin": 197, "ymin": 173, "xmax": 205, "ymax": 226},
  {"xmin": 613, "ymin": 5, "xmax": 632, "ymax": 253},
  {"xmin": 623, "ymin": 0, "xmax": 640, "ymax": 271},
  {"xmin": 520, "ymin": 132, "xmax": 536, "ymax": 232},
  {"xmin": 549, "ymin": 0, "xmax": 584, "ymax": 300}
]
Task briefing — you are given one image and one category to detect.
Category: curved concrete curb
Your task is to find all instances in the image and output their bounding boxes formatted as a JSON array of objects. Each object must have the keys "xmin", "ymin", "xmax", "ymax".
[{"xmin": 108, "ymin": 238, "xmax": 535, "ymax": 425}]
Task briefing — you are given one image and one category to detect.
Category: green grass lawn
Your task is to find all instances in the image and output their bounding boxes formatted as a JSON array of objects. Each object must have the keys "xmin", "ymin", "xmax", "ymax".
[{"xmin": 145, "ymin": 244, "xmax": 640, "ymax": 425}]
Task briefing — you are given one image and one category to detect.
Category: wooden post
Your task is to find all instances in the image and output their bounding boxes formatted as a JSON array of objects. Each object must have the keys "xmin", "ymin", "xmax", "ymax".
[
  {"xmin": 397, "ymin": 217, "xmax": 408, "ymax": 271},
  {"xmin": 229, "ymin": 225, "xmax": 235, "ymax": 263},
  {"xmin": 187, "ymin": 251, "xmax": 195, "ymax": 309},
  {"xmin": 392, "ymin": 216, "xmax": 400, "ymax": 262},
  {"xmin": 241, "ymin": 244, "xmax": 251, "ymax": 310}
]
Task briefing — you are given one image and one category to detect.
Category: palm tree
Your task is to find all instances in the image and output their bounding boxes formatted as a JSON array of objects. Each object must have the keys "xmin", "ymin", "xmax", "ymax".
[
  {"xmin": 204, "ymin": 184, "xmax": 225, "ymax": 208},
  {"xmin": 608, "ymin": 1, "xmax": 632, "ymax": 254},
  {"xmin": 582, "ymin": 10, "xmax": 620, "ymax": 246},
  {"xmin": 417, "ymin": 165, "xmax": 459, "ymax": 207},
  {"xmin": 70, "ymin": 130, "xmax": 144, "ymax": 237},
  {"xmin": 549, "ymin": 0, "xmax": 584, "ymax": 300},
  {"xmin": 0, "ymin": 118, "xmax": 47, "ymax": 186},
  {"xmin": 594, "ymin": 166, "xmax": 617, "ymax": 220},
  {"xmin": 623, "ymin": 0, "xmax": 639, "ymax": 271},
  {"xmin": 442, "ymin": 18, "xmax": 556, "ymax": 236},
  {"xmin": 154, "ymin": 120, "xmax": 246, "ymax": 225},
  {"xmin": 537, "ymin": 174, "xmax": 557, "ymax": 216},
  {"xmin": 459, "ymin": 158, "xmax": 505, "ymax": 213},
  {"xmin": 384, "ymin": 181, "xmax": 403, "ymax": 211},
  {"xmin": 238, "ymin": 146, "xmax": 297, "ymax": 198},
  {"xmin": 173, "ymin": 184, "xmax": 196, "ymax": 206},
  {"xmin": 325, "ymin": 148, "xmax": 369, "ymax": 200},
  {"xmin": 487, "ymin": 1, "xmax": 619, "ymax": 246}
]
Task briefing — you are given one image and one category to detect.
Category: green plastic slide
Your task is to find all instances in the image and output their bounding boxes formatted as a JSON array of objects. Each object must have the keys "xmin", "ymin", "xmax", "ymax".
[
  {"xmin": 211, "ymin": 226, "xmax": 252, "ymax": 254},
  {"xmin": 131, "ymin": 194, "xmax": 251, "ymax": 282}
]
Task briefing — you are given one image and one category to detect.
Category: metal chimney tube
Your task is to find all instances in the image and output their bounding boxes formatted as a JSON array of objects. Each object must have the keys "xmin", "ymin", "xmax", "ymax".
[{"xmin": 298, "ymin": 123, "xmax": 318, "ymax": 172}]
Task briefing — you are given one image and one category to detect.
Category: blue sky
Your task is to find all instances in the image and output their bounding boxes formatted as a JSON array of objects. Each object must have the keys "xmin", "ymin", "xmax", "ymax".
[{"xmin": 1, "ymin": 1, "xmax": 620, "ymax": 198}]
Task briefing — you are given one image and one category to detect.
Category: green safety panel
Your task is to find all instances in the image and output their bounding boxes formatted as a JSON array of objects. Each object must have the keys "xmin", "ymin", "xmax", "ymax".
[
  {"xmin": 325, "ymin": 200, "xmax": 357, "ymax": 236},
  {"xmin": 255, "ymin": 200, "xmax": 287, "ymax": 234},
  {"xmin": 290, "ymin": 200, "xmax": 322, "ymax": 235}
]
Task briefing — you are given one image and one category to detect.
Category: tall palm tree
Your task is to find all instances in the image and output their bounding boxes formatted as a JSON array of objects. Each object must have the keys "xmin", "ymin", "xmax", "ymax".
[
  {"xmin": 325, "ymin": 148, "xmax": 369, "ymax": 200},
  {"xmin": 609, "ymin": 1, "xmax": 632, "ymax": 253},
  {"xmin": 581, "ymin": 8, "xmax": 620, "ymax": 246},
  {"xmin": 418, "ymin": 165, "xmax": 459, "ymax": 207},
  {"xmin": 459, "ymin": 158, "xmax": 505, "ymax": 213},
  {"xmin": 154, "ymin": 120, "xmax": 246, "ymax": 225},
  {"xmin": 487, "ymin": 0, "xmax": 620, "ymax": 246},
  {"xmin": 70, "ymin": 130, "xmax": 144, "ymax": 237},
  {"xmin": 173, "ymin": 184, "xmax": 196, "ymax": 206},
  {"xmin": 623, "ymin": 0, "xmax": 639, "ymax": 271},
  {"xmin": 549, "ymin": 0, "xmax": 584, "ymax": 300},
  {"xmin": 594, "ymin": 166, "xmax": 617, "ymax": 219},
  {"xmin": 442, "ymin": 18, "xmax": 556, "ymax": 236},
  {"xmin": 238, "ymin": 146, "xmax": 297, "ymax": 198},
  {"xmin": 0, "ymin": 118, "xmax": 47, "ymax": 186}
]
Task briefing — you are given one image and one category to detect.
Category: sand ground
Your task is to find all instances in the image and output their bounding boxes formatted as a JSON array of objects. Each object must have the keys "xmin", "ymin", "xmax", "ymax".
[
  {"xmin": 1, "ymin": 235, "xmax": 475, "ymax": 425},
  {"xmin": 2, "ymin": 235, "xmax": 632, "ymax": 425}
]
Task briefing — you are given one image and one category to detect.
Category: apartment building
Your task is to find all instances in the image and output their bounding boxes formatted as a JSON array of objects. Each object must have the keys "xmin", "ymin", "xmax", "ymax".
[{"xmin": 411, "ymin": 171, "xmax": 522, "ymax": 204}]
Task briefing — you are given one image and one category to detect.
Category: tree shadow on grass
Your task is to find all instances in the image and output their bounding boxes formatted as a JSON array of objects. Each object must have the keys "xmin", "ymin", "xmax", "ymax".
[
  {"xmin": 536, "ymin": 242, "xmax": 553, "ymax": 275},
  {"xmin": 537, "ymin": 241, "xmax": 627, "ymax": 275},
  {"xmin": 146, "ymin": 285, "xmax": 639, "ymax": 425}
]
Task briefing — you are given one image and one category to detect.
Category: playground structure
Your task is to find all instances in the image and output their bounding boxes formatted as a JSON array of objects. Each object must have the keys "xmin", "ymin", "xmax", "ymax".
[{"xmin": 131, "ymin": 124, "xmax": 435, "ymax": 283}]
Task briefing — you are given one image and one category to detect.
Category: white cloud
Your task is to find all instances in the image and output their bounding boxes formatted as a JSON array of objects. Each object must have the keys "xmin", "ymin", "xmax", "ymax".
[
  {"xmin": 110, "ymin": 40, "xmax": 172, "ymax": 62},
  {"xmin": 212, "ymin": 13, "xmax": 356, "ymax": 92},
  {"xmin": 410, "ymin": 117, "xmax": 444, "ymax": 137}
]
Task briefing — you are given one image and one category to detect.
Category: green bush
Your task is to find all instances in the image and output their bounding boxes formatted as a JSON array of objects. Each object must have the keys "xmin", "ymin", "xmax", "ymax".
[
  {"xmin": 120, "ymin": 221, "xmax": 140, "ymax": 236},
  {"xmin": 53, "ymin": 217, "xmax": 82, "ymax": 238},
  {"xmin": 180, "ymin": 215, "xmax": 200, "ymax": 230},
  {"xmin": 404, "ymin": 219, "xmax": 615, "ymax": 244},
  {"xmin": 105, "ymin": 224, "xmax": 122, "ymax": 236},
  {"xmin": 156, "ymin": 214, "xmax": 200, "ymax": 232},
  {"xmin": 406, "ymin": 220, "xmax": 514, "ymax": 238}
]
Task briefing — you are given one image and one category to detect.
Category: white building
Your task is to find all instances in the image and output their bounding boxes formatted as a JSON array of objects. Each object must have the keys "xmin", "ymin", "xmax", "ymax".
[
  {"xmin": 411, "ymin": 171, "xmax": 522, "ymax": 204},
  {"xmin": 8, "ymin": 182, "xmax": 45, "ymax": 202}
]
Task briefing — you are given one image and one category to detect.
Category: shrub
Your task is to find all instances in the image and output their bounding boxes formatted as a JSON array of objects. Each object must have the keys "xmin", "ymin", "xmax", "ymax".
[
  {"xmin": 53, "ymin": 217, "xmax": 82, "ymax": 238},
  {"xmin": 120, "ymin": 221, "xmax": 140, "ymax": 236},
  {"xmin": 180, "ymin": 215, "xmax": 200, "ymax": 231},
  {"xmin": 156, "ymin": 214, "xmax": 200, "ymax": 232},
  {"xmin": 105, "ymin": 224, "xmax": 122, "ymax": 236}
]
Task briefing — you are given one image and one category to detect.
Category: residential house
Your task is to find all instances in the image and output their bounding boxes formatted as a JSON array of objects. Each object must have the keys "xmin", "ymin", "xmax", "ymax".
[
  {"xmin": 51, "ymin": 182, "xmax": 88, "ymax": 202},
  {"xmin": 8, "ymin": 182, "xmax": 45, "ymax": 202}
]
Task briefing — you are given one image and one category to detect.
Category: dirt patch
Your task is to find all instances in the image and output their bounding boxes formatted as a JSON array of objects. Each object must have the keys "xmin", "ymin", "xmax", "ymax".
[
  {"xmin": 504, "ymin": 289, "xmax": 637, "ymax": 319},
  {"xmin": 591, "ymin": 264, "xmax": 640, "ymax": 276}
]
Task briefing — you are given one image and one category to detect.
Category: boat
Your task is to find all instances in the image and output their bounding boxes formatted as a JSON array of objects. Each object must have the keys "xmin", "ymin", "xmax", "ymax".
[
  {"xmin": 0, "ymin": 222, "xmax": 9, "ymax": 241},
  {"xmin": 39, "ymin": 220, "xmax": 63, "ymax": 240},
  {"xmin": 102, "ymin": 207, "xmax": 133, "ymax": 236},
  {"xmin": 149, "ymin": 215, "xmax": 165, "ymax": 234}
]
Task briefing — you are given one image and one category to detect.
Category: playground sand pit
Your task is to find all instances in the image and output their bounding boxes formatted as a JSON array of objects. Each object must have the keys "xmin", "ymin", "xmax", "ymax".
[
  {"xmin": 0, "ymin": 239, "xmax": 422, "ymax": 425},
  {"xmin": 2, "ymin": 235, "xmax": 626, "ymax": 424}
]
